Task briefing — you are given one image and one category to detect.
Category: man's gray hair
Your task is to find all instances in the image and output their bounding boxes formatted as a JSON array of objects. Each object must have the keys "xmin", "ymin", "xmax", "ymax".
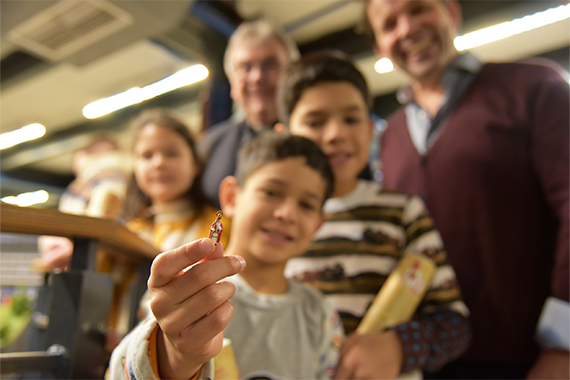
[{"xmin": 223, "ymin": 20, "xmax": 300, "ymax": 78}]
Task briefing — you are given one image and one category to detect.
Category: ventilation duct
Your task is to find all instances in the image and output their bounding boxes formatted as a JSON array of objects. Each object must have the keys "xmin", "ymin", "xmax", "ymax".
[{"xmin": 7, "ymin": 0, "xmax": 133, "ymax": 61}]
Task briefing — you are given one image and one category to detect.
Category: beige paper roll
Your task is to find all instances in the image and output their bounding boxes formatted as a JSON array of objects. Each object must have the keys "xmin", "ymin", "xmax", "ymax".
[
  {"xmin": 357, "ymin": 253, "xmax": 436, "ymax": 334},
  {"xmin": 213, "ymin": 338, "xmax": 240, "ymax": 380}
]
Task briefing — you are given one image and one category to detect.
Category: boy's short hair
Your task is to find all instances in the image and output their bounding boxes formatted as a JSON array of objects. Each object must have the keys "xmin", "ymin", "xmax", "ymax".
[
  {"xmin": 224, "ymin": 20, "xmax": 300, "ymax": 79},
  {"xmin": 277, "ymin": 50, "xmax": 372, "ymax": 125},
  {"xmin": 236, "ymin": 132, "xmax": 335, "ymax": 204}
]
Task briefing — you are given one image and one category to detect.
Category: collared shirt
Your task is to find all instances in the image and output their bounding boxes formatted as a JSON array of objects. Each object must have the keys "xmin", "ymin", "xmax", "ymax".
[
  {"xmin": 398, "ymin": 52, "xmax": 483, "ymax": 155},
  {"xmin": 397, "ymin": 53, "xmax": 569, "ymax": 352}
]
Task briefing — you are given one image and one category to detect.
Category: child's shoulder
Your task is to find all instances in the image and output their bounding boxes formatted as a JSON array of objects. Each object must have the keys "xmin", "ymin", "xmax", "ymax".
[
  {"xmin": 326, "ymin": 180, "xmax": 417, "ymax": 210},
  {"xmin": 289, "ymin": 279, "xmax": 335, "ymax": 314}
]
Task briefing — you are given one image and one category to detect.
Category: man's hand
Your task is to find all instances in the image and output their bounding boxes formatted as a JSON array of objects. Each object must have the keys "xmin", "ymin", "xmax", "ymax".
[
  {"xmin": 148, "ymin": 238, "xmax": 245, "ymax": 379},
  {"xmin": 526, "ymin": 350, "xmax": 569, "ymax": 379},
  {"xmin": 334, "ymin": 331, "xmax": 403, "ymax": 380}
]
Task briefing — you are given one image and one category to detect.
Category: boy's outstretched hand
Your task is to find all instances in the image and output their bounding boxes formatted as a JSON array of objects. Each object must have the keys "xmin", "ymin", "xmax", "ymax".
[{"xmin": 148, "ymin": 238, "xmax": 246, "ymax": 379}]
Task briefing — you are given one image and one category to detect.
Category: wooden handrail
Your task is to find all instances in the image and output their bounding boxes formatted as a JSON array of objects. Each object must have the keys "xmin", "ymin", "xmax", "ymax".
[{"xmin": 0, "ymin": 203, "xmax": 159, "ymax": 261}]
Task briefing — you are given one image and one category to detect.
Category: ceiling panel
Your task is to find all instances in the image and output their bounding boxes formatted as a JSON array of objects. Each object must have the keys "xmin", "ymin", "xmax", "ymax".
[{"xmin": 1, "ymin": 0, "xmax": 568, "ymax": 202}]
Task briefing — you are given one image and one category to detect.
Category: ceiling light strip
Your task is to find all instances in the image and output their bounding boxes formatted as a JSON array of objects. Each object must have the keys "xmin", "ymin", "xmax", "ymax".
[
  {"xmin": 0, "ymin": 123, "xmax": 46, "ymax": 150},
  {"xmin": 83, "ymin": 64, "xmax": 209, "ymax": 119},
  {"xmin": 455, "ymin": 4, "xmax": 570, "ymax": 51}
]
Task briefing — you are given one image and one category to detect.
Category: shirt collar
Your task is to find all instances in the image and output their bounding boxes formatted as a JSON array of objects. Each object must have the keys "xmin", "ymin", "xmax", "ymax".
[{"xmin": 396, "ymin": 52, "xmax": 483, "ymax": 105}]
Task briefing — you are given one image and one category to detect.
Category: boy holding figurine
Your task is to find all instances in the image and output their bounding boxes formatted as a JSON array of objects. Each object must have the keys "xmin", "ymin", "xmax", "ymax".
[{"xmin": 107, "ymin": 133, "xmax": 344, "ymax": 379}]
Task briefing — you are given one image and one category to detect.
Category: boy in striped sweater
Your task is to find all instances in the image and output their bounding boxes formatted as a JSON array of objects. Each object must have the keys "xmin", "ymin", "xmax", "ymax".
[{"xmin": 277, "ymin": 50, "xmax": 470, "ymax": 379}]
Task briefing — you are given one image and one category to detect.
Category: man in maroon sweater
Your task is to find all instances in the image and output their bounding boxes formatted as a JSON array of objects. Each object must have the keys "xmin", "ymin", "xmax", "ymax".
[{"xmin": 366, "ymin": 0, "xmax": 569, "ymax": 379}]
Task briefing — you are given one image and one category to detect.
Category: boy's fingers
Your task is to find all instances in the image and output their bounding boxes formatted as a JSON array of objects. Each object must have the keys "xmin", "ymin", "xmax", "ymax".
[
  {"xmin": 177, "ymin": 300, "xmax": 235, "ymax": 351},
  {"xmin": 165, "ymin": 255, "xmax": 245, "ymax": 304},
  {"xmin": 155, "ymin": 281, "xmax": 236, "ymax": 333},
  {"xmin": 200, "ymin": 242, "xmax": 224, "ymax": 263},
  {"xmin": 149, "ymin": 239, "xmax": 216, "ymax": 288}
]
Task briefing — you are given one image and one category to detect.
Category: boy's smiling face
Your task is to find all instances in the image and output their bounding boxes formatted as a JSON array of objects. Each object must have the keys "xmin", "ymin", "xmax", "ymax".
[
  {"xmin": 289, "ymin": 81, "xmax": 373, "ymax": 197},
  {"xmin": 221, "ymin": 157, "xmax": 325, "ymax": 268}
]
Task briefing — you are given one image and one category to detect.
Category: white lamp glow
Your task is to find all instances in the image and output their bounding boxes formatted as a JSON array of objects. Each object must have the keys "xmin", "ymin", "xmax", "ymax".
[
  {"xmin": 2, "ymin": 190, "xmax": 49, "ymax": 207},
  {"xmin": 0, "ymin": 123, "xmax": 46, "ymax": 150},
  {"xmin": 141, "ymin": 64, "xmax": 209, "ymax": 100},
  {"xmin": 83, "ymin": 87, "xmax": 144, "ymax": 119},
  {"xmin": 375, "ymin": 58, "xmax": 395, "ymax": 73},
  {"xmin": 83, "ymin": 64, "xmax": 209, "ymax": 119}
]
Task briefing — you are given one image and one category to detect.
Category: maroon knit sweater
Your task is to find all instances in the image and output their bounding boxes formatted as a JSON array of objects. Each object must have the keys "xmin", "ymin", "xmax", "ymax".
[{"xmin": 381, "ymin": 61, "xmax": 569, "ymax": 365}]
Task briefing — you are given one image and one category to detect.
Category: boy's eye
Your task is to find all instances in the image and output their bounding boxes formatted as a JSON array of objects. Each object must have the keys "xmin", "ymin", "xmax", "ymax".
[
  {"xmin": 300, "ymin": 200, "xmax": 318, "ymax": 212},
  {"xmin": 345, "ymin": 116, "xmax": 362, "ymax": 125},
  {"xmin": 165, "ymin": 150, "xmax": 179, "ymax": 158},
  {"xmin": 305, "ymin": 118, "xmax": 325, "ymax": 129},
  {"xmin": 262, "ymin": 188, "xmax": 281, "ymax": 198}
]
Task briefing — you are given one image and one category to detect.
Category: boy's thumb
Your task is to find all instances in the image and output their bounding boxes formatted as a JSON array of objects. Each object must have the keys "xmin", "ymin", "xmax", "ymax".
[{"xmin": 200, "ymin": 240, "xmax": 224, "ymax": 262}]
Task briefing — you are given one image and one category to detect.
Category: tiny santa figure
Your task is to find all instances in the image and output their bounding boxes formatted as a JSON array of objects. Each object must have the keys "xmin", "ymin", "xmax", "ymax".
[{"xmin": 208, "ymin": 211, "xmax": 224, "ymax": 245}]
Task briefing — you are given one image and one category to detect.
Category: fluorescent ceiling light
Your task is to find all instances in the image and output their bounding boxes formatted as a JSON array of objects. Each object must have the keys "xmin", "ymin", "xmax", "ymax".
[
  {"xmin": 374, "ymin": 3, "xmax": 570, "ymax": 74},
  {"xmin": 455, "ymin": 4, "xmax": 570, "ymax": 51},
  {"xmin": 83, "ymin": 64, "xmax": 209, "ymax": 119},
  {"xmin": 0, "ymin": 123, "xmax": 46, "ymax": 150},
  {"xmin": 2, "ymin": 190, "xmax": 49, "ymax": 207}
]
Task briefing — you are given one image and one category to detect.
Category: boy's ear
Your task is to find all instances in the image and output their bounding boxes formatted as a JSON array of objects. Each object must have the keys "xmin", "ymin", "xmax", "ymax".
[
  {"xmin": 219, "ymin": 176, "xmax": 239, "ymax": 217},
  {"xmin": 273, "ymin": 122, "xmax": 288, "ymax": 134}
]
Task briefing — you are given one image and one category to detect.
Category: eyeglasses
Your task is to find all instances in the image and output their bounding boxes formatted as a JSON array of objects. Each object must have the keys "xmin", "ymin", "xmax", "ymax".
[{"xmin": 233, "ymin": 57, "xmax": 282, "ymax": 78}]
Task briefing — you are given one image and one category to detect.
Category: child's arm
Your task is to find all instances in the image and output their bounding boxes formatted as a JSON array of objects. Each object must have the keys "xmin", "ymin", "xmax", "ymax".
[{"xmin": 149, "ymin": 238, "xmax": 246, "ymax": 379}]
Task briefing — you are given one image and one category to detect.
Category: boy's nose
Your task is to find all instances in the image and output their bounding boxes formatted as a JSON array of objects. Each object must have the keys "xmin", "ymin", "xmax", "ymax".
[
  {"xmin": 324, "ymin": 121, "xmax": 348, "ymax": 142},
  {"xmin": 274, "ymin": 199, "xmax": 298, "ymax": 222}
]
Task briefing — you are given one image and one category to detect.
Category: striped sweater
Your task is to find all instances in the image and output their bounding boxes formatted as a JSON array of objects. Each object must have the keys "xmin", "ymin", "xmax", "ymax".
[{"xmin": 286, "ymin": 180, "xmax": 470, "ymax": 373}]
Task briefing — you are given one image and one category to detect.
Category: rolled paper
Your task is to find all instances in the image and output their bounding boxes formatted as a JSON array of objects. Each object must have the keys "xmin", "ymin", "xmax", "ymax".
[{"xmin": 357, "ymin": 253, "xmax": 436, "ymax": 334}]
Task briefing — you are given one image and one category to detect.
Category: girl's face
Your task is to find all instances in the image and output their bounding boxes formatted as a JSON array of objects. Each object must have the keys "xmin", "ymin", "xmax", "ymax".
[{"xmin": 133, "ymin": 123, "xmax": 198, "ymax": 206}]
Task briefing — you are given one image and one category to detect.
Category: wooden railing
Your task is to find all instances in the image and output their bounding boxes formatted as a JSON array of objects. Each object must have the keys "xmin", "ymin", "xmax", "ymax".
[{"xmin": 0, "ymin": 203, "xmax": 160, "ymax": 379}]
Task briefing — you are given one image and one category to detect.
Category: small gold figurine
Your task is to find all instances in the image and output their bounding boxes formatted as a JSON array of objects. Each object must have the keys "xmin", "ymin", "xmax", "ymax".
[{"xmin": 208, "ymin": 211, "xmax": 224, "ymax": 245}]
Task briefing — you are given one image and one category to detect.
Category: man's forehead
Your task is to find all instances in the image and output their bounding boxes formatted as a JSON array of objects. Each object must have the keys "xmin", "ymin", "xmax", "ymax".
[
  {"xmin": 232, "ymin": 38, "xmax": 288, "ymax": 61},
  {"xmin": 369, "ymin": 0, "xmax": 425, "ymax": 14}
]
